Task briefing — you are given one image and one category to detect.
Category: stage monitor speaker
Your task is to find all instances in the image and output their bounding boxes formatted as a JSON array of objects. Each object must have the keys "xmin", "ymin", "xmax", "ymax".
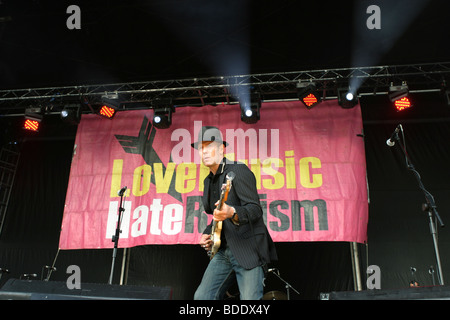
[
  {"xmin": 320, "ymin": 285, "xmax": 450, "ymax": 300},
  {"xmin": 0, "ymin": 279, "xmax": 172, "ymax": 300}
]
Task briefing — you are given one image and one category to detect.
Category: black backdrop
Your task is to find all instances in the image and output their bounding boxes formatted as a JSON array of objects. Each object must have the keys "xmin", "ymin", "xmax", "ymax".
[{"xmin": 0, "ymin": 93, "xmax": 449, "ymax": 299}]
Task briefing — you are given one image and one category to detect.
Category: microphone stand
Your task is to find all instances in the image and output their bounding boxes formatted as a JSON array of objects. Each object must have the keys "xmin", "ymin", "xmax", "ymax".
[
  {"xmin": 429, "ymin": 266, "xmax": 436, "ymax": 286},
  {"xmin": 268, "ymin": 269, "xmax": 300, "ymax": 300},
  {"xmin": 108, "ymin": 188, "xmax": 126, "ymax": 285},
  {"xmin": 392, "ymin": 126, "xmax": 445, "ymax": 285}
]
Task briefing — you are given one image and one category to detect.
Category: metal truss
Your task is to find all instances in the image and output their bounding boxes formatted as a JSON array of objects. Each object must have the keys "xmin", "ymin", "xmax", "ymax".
[{"xmin": 1, "ymin": 62, "xmax": 450, "ymax": 115}]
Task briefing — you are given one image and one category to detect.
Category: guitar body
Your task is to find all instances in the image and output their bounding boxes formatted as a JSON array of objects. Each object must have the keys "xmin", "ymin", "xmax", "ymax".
[
  {"xmin": 208, "ymin": 172, "xmax": 235, "ymax": 260},
  {"xmin": 209, "ymin": 220, "xmax": 222, "ymax": 259}
]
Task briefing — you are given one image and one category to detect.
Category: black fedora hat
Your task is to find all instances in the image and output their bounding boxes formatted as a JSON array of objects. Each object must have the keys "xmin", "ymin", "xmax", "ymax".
[{"xmin": 191, "ymin": 126, "xmax": 228, "ymax": 149}]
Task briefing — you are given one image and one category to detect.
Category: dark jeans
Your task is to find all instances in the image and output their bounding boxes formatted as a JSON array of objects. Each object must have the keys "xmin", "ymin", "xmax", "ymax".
[{"xmin": 194, "ymin": 246, "xmax": 264, "ymax": 300}]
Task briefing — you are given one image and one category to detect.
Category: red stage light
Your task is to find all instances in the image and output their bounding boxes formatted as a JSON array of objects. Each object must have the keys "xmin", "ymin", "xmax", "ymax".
[
  {"xmin": 394, "ymin": 97, "xmax": 412, "ymax": 111},
  {"xmin": 99, "ymin": 105, "xmax": 116, "ymax": 118},
  {"xmin": 302, "ymin": 93, "xmax": 318, "ymax": 107},
  {"xmin": 24, "ymin": 119, "xmax": 40, "ymax": 132}
]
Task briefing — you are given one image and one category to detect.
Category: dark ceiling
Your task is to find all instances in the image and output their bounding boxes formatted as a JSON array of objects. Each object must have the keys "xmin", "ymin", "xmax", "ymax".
[{"xmin": 1, "ymin": 0, "xmax": 450, "ymax": 90}]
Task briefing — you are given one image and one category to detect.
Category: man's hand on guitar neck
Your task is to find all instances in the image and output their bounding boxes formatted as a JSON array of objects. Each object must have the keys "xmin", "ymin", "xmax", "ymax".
[
  {"xmin": 213, "ymin": 202, "xmax": 237, "ymax": 221},
  {"xmin": 213, "ymin": 201, "xmax": 239, "ymax": 224}
]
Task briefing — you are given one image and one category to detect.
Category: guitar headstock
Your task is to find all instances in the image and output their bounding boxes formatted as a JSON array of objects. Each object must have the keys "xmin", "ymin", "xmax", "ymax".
[
  {"xmin": 224, "ymin": 171, "xmax": 236, "ymax": 201},
  {"xmin": 226, "ymin": 171, "xmax": 236, "ymax": 182},
  {"xmin": 220, "ymin": 171, "xmax": 235, "ymax": 202}
]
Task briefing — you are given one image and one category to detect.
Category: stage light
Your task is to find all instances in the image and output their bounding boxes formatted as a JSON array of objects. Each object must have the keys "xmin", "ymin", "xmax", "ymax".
[
  {"xmin": 303, "ymin": 94, "xmax": 318, "ymax": 107},
  {"xmin": 61, "ymin": 104, "xmax": 81, "ymax": 124},
  {"xmin": 152, "ymin": 107, "xmax": 174, "ymax": 129},
  {"xmin": 297, "ymin": 82, "xmax": 322, "ymax": 109},
  {"xmin": 389, "ymin": 82, "xmax": 412, "ymax": 112},
  {"xmin": 394, "ymin": 96, "xmax": 412, "ymax": 112},
  {"xmin": 98, "ymin": 95, "xmax": 121, "ymax": 119},
  {"xmin": 151, "ymin": 98, "xmax": 174, "ymax": 129},
  {"xmin": 99, "ymin": 105, "xmax": 116, "ymax": 118},
  {"xmin": 338, "ymin": 88, "xmax": 358, "ymax": 108},
  {"xmin": 24, "ymin": 118, "xmax": 41, "ymax": 132},
  {"xmin": 388, "ymin": 82, "xmax": 409, "ymax": 102},
  {"xmin": 23, "ymin": 107, "xmax": 43, "ymax": 132},
  {"xmin": 240, "ymin": 92, "xmax": 261, "ymax": 124}
]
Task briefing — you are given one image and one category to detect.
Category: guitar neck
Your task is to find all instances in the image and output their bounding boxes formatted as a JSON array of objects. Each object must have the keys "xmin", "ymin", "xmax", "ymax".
[{"xmin": 216, "ymin": 196, "xmax": 225, "ymax": 210}]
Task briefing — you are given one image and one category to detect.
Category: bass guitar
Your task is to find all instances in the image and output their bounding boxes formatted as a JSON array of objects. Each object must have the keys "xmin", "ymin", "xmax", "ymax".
[{"xmin": 209, "ymin": 171, "xmax": 235, "ymax": 259}]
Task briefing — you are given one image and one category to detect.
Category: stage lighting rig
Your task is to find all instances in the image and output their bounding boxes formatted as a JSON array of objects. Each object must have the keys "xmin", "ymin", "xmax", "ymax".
[
  {"xmin": 239, "ymin": 92, "xmax": 261, "ymax": 124},
  {"xmin": 338, "ymin": 87, "xmax": 358, "ymax": 108},
  {"xmin": 152, "ymin": 98, "xmax": 175, "ymax": 129},
  {"xmin": 297, "ymin": 82, "xmax": 322, "ymax": 109},
  {"xmin": 388, "ymin": 82, "xmax": 412, "ymax": 112},
  {"xmin": 99, "ymin": 94, "xmax": 121, "ymax": 119},
  {"xmin": 152, "ymin": 107, "xmax": 174, "ymax": 129},
  {"xmin": 61, "ymin": 104, "xmax": 81, "ymax": 124},
  {"xmin": 388, "ymin": 82, "xmax": 409, "ymax": 101},
  {"xmin": 23, "ymin": 107, "xmax": 43, "ymax": 132}
]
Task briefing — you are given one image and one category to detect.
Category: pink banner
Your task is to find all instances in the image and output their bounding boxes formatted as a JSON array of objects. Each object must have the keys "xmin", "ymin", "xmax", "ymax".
[{"xmin": 59, "ymin": 100, "xmax": 368, "ymax": 249}]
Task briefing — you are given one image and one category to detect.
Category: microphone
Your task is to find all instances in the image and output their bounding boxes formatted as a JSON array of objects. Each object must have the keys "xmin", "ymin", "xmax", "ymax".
[
  {"xmin": 267, "ymin": 268, "xmax": 279, "ymax": 275},
  {"xmin": 386, "ymin": 124, "xmax": 401, "ymax": 147},
  {"xmin": 117, "ymin": 186, "xmax": 127, "ymax": 196}
]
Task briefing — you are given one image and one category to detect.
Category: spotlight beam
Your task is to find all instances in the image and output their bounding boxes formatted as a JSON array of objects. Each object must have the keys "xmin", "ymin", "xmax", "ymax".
[{"xmin": 350, "ymin": 0, "xmax": 431, "ymax": 94}]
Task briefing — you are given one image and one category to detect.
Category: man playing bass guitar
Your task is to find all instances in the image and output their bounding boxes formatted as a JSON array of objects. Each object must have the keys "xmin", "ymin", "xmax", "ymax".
[{"xmin": 193, "ymin": 126, "xmax": 277, "ymax": 300}]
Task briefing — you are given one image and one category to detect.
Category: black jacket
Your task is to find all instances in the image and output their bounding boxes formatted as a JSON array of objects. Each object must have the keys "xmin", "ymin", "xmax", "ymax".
[{"xmin": 202, "ymin": 159, "xmax": 277, "ymax": 269}]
